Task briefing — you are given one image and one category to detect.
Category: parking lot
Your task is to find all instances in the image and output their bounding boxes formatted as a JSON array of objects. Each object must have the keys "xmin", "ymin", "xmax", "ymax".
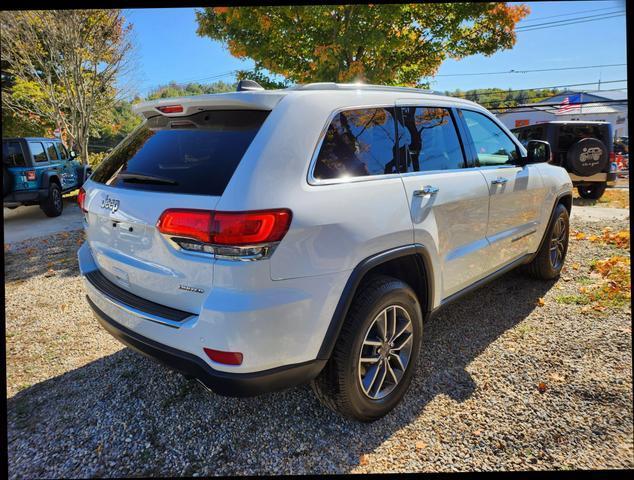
[{"xmin": 4, "ymin": 188, "xmax": 632, "ymax": 476}]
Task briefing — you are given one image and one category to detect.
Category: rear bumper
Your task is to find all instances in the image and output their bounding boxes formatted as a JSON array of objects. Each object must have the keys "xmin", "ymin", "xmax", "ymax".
[
  {"xmin": 86, "ymin": 295, "xmax": 326, "ymax": 396},
  {"xmin": 3, "ymin": 188, "xmax": 47, "ymax": 205},
  {"xmin": 569, "ymin": 172, "xmax": 618, "ymax": 185}
]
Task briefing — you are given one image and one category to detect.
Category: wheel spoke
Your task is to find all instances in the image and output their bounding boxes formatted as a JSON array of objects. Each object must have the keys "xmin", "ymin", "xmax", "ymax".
[
  {"xmin": 360, "ymin": 356, "xmax": 380, "ymax": 364},
  {"xmin": 371, "ymin": 362, "xmax": 388, "ymax": 397},
  {"xmin": 392, "ymin": 331, "xmax": 412, "ymax": 351},
  {"xmin": 363, "ymin": 363, "xmax": 381, "ymax": 395},
  {"xmin": 386, "ymin": 359, "xmax": 399, "ymax": 384},
  {"xmin": 389, "ymin": 351, "xmax": 406, "ymax": 371},
  {"xmin": 363, "ymin": 338, "xmax": 382, "ymax": 347}
]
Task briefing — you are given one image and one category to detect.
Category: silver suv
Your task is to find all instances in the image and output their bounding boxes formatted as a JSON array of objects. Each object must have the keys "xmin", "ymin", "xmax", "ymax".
[{"xmin": 78, "ymin": 82, "xmax": 573, "ymax": 421}]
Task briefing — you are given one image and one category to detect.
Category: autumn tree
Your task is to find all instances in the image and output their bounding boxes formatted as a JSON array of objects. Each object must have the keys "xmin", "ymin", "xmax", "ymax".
[
  {"xmin": 1, "ymin": 10, "xmax": 134, "ymax": 163},
  {"xmin": 196, "ymin": 3, "xmax": 529, "ymax": 86}
]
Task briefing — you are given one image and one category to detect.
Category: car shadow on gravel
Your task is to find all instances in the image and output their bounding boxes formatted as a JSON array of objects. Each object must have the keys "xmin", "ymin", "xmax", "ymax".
[
  {"xmin": 4, "ymin": 230, "xmax": 83, "ymax": 283},
  {"xmin": 7, "ymin": 269, "xmax": 555, "ymax": 477}
]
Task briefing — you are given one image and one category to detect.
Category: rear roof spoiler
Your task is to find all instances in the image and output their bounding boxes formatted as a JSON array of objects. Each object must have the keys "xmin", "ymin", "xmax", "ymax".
[{"xmin": 132, "ymin": 91, "xmax": 285, "ymax": 119}]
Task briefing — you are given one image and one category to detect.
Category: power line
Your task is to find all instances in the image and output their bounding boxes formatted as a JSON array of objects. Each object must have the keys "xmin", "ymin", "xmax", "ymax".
[
  {"xmin": 516, "ymin": 12, "xmax": 624, "ymax": 32},
  {"xmin": 432, "ymin": 63, "xmax": 626, "ymax": 78},
  {"xmin": 516, "ymin": 10, "xmax": 624, "ymax": 30},
  {"xmin": 517, "ymin": 5, "xmax": 624, "ymax": 24}
]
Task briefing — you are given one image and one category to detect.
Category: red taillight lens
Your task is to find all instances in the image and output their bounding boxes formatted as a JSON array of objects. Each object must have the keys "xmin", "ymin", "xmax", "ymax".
[
  {"xmin": 78, "ymin": 187, "xmax": 87, "ymax": 212},
  {"xmin": 204, "ymin": 348, "xmax": 243, "ymax": 365},
  {"xmin": 156, "ymin": 105, "xmax": 184, "ymax": 114},
  {"xmin": 25, "ymin": 170, "xmax": 36, "ymax": 181},
  {"xmin": 212, "ymin": 210, "xmax": 292, "ymax": 245},
  {"xmin": 157, "ymin": 209, "xmax": 213, "ymax": 244},
  {"xmin": 610, "ymin": 151, "xmax": 616, "ymax": 162},
  {"xmin": 157, "ymin": 209, "xmax": 292, "ymax": 246}
]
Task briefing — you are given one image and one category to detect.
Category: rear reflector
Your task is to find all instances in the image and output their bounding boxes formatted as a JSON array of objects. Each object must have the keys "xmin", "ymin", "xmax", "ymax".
[
  {"xmin": 157, "ymin": 209, "xmax": 292, "ymax": 246},
  {"xmin": 156, "ymin": 105, "xmax": 184, "ymax": 114},
  {"xmin": 204, "ymin": 348, "xmax": 243, "ymax": 366},
  {"xmin": 77, "ymin": 187, "xmax": 87, "ymax": 212}
]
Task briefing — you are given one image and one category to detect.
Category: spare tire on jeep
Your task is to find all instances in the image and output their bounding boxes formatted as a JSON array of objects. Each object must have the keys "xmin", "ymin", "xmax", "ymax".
[{"xmin": 566, "ymin": 137, "xmax": 608, "ymax": 176}]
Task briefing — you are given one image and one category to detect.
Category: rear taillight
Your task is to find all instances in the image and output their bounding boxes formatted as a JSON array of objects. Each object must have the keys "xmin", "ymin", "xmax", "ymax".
[
  {"xmin": 77, "ymin": 187, "xmax": 87, "ymax": 212},
  {"xmin": 212, "ymin": 210, "xmax": 292, "ymax": 245},
  {"xmin": 157, "ymin": 208, "xmax": 292, "ymax": 260},
  {"xmin": 610, "ymin": 151, "xmax": 616, "ymax": 163},
  {"xmin": 25, "ymin": 170, "xmax": 36, "ymax": 181},
  {"xmin": 156, "ymin": 209, "xmax": 213, "ymax": 243},
  {"xmin": 204, "ymin": 348, "xmax": 243, "ymax": 366},
  {"xmin": 156, "ymin": 105, "xmax": 184, "ymax": 114}
]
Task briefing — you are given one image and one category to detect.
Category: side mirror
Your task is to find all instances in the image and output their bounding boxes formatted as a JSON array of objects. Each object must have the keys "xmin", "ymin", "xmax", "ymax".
[
  {"xmin": 69, "ymin": 150, "xmax": 77, "ymax": 159},
  {"xmin": 524, "ymin": 140, "xmax": 551, "ymax": 164}
]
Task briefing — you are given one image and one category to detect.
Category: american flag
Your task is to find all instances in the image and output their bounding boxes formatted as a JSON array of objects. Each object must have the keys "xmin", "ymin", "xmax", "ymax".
[{"xmin": 557, "ymin": 94, "xmax": 581, "ymax": 114}]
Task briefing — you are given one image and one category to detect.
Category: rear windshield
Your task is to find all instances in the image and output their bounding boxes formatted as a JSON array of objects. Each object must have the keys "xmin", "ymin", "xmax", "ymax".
[
  {"xmin": 557, "ymin": 124, "xmax": 610, "ymax": 151},
  {"xmin": 90, "ymin": 110, "xmax": 270, "ymax": 196}
]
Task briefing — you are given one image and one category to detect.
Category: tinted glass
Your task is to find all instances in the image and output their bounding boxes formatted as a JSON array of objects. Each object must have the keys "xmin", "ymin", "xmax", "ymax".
[
  {"xmin": 57, "ymin": 143, "xmax": 69, "ymax": 160},
  {"xmin": 557, "ymin": 124, "xmax": 609, "ymax": 151},
  {"xmin": 90, "ymin": 110, "xmax": 270, "ymax": 196},
  {"xmin": 462, "ymin": 110, "xmax": 519, "ymax": 167},
  {"xmin": 3, "ymin": 141, "xmax": 26, "ymax": 167},
  {"xmin": 397, "ymin": 107, "xmax": 465, "ymax": 172},
  {"xmin": 45, "ymin": 142, "xmax": 59, "ymax": 160},
  {"xmin": 513, "ymin": 125, "xmax": 545, "ymax": 147},
  {"xmin": 312, "ymin": 108, "xmax": 398, "ymax": 180},
  {"xmin": 29, "ymin": 142, "xmax": 48, "ymax": 162}
]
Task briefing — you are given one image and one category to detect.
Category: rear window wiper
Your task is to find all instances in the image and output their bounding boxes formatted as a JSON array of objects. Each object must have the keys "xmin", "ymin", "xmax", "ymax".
[{"xmin": 117, "ymin": 172, "xmax": 178, "ymax": 185}]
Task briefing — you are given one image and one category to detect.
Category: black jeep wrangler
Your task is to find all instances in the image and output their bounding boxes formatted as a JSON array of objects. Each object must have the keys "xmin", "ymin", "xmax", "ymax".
[{"xmin": 512, "ymin": 121, "xmax": 617, "ymax": 199}]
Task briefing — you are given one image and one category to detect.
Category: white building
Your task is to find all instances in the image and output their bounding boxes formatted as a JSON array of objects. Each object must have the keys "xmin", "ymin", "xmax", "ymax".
[{"xmin": 496, "ymin": 90, "xmax": 628, "ymax": 138}]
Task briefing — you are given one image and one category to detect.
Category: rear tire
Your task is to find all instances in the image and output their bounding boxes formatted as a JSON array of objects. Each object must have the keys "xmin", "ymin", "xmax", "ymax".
[
  {"xmin": 577, "ymin": 182, "xmax": 607, "ymax": 200},
  {"xmin": 525, "ymin": 203, "xmax": 569, "ymax": 280},
  {"xmin": 41, "ymin": 183, "xmax": 63, "ymax": 217},
  {"xmin": 311, "ymin": 275, "xmax": 423, "ymax": 422}
]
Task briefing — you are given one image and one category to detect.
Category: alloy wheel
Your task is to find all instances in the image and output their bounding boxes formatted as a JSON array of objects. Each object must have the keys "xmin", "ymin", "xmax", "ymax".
[
  {"xmin": 549, "ymin": 215, "xmax": 567, "ymax": 270},
  {"xmin": 358, "ymin": 305, "xmax": 414, "ymax": 400}
]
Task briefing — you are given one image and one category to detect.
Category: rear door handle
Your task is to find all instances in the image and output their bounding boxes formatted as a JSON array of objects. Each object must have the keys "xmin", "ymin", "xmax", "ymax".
[
  {"xmin": 413, "ymin": 185, "xmax": 439, "ymax": 196},
  {"xmin": 491, "ymin": 177, "xmax": 509, "ymax": 185}
]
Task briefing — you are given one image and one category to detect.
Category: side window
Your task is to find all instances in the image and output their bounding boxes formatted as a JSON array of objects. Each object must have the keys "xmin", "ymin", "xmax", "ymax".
[
  {"xmin": 57, "ymin": 143, "xmax": 69, "ymax": 160},
  {"xmin": 397, "ymin": 107, "xmax": 465, "ymax": 172},
  {"xmin": 45, "ymin": 142, "xmax": 59, "ymax": 161},
  {"xmin": 312, "ymin": 107, "xmax": 398, "ymax": 181},
  {"xmin": 3, "ymin": 142, "xmax": 27, "ymax": 167},
  {"xmin": 461, "ymin": 110, "xmax": 520, "ymax": 167},
  {"xmin": 29, "ymin": 142, "xmax": 48, "ymax": 163}
]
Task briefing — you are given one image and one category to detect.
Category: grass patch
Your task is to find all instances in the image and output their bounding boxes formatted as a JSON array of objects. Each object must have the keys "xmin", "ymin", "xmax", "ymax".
[{"xmin": 555, "ymin": 294, "xmax": 591, "ymax": 305}]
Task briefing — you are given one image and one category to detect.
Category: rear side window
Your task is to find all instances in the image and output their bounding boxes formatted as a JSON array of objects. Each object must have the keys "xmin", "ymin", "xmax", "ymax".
[
  {"xmin": 90, "ymin": 110, "xmax": 270, "ymax": 196},
  {"xmin": 29, "ymin": 142, "xmax": 48, "ymax": 163},
  {"xmin": 397, "ymin": 107, "xmax": 465, "ymax": 172},
  {"xmin": 3, "ymin": 141, "xmax": 27, "ymax": 167},
  {"xmin": 45, "ymin": 142, "xmax": 59, "ymax": 160},
  {"xmin": 312, "ymin": 108, "xmax": 398, "ymax": 181}
]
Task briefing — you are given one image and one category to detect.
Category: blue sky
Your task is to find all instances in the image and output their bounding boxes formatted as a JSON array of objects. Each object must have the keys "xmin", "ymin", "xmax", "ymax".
[{"xmin": 126, "ymin": 1, "xmax": 627, "ymax": 97}]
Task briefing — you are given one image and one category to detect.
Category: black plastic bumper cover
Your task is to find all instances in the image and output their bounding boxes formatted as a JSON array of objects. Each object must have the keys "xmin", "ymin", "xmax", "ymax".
[{"xmin": 86, "ymin": 296, "xmax": 326, "ymax": 397}]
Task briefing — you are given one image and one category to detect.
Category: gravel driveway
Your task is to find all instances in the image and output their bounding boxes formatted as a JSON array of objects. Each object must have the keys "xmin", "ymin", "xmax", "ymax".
[{"xmin": 5, "ymin": 217, "xmax": 633, "ymax": 476}]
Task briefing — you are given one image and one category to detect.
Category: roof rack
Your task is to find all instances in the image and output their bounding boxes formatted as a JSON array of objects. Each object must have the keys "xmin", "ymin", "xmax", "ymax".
[{"xmin": 289, "ymin": 82, "xmax": 440, "ymax": 95}]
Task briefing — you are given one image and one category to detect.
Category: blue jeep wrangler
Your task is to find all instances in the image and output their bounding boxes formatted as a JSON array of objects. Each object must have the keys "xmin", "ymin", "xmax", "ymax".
[{"xmin": 3, "ymin": 137, "xmax": 91, "ymax": 217}]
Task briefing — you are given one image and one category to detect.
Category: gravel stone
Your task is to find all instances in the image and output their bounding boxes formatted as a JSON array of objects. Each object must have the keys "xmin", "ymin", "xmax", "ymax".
[{"xmin": 5, "ymin": 217, "xmax": 633, "ymax": 476}]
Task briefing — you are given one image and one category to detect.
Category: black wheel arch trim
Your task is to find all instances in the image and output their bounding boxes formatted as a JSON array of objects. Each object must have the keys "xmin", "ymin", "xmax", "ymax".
[
  {"xmin": 316, "ymin": 244, "xmax": 434, "ymax": 360},
  {"xmin": 526, "ymin": 190, "xmax": 572, "ymax": 264}
]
